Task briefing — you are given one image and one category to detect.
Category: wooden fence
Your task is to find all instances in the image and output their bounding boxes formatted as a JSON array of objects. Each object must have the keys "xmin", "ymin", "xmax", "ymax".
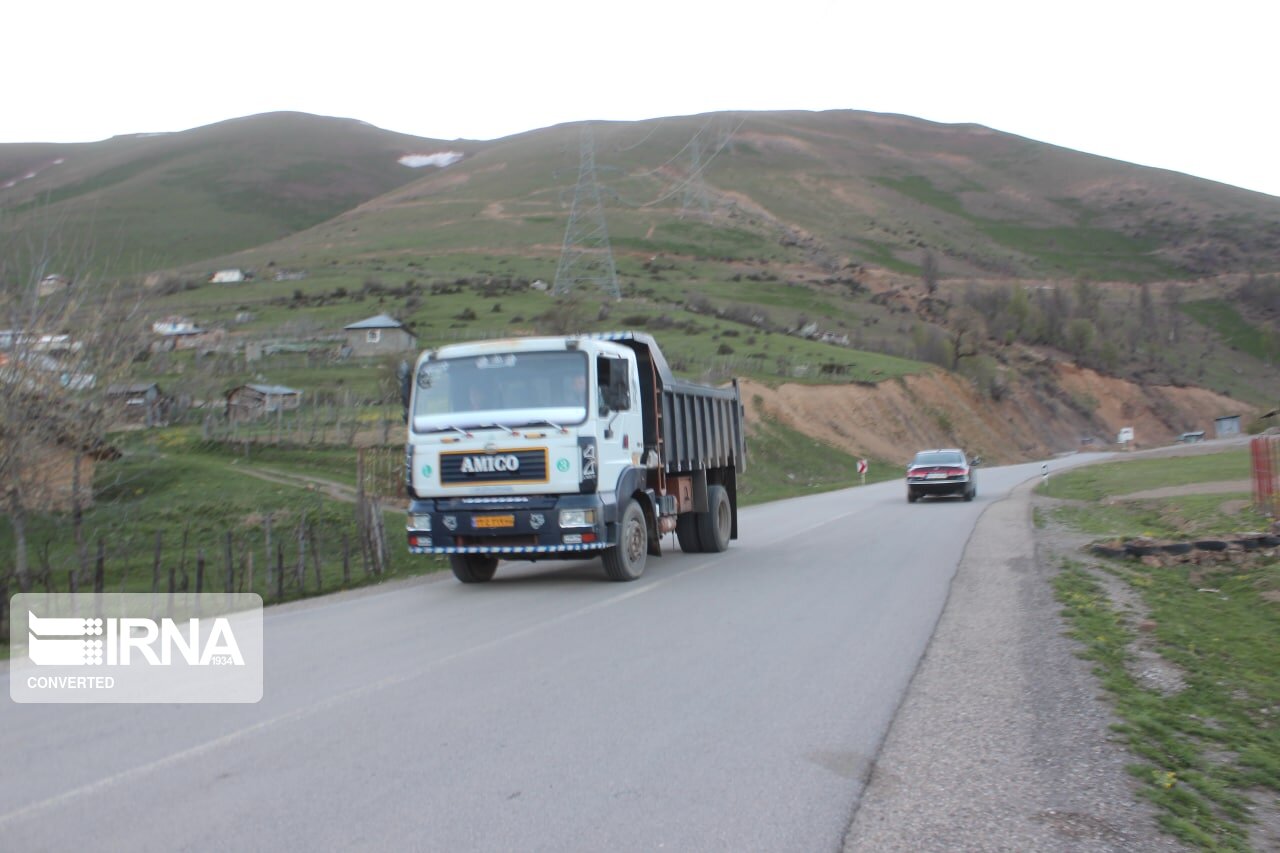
[{"xmin": 0, "ymin": 473, "xmax": 401, "ymax": 645}]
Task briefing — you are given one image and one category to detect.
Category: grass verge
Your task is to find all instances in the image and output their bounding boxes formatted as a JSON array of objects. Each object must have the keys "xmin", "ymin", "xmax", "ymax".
[{"xmin": 1045, "ymin": 450, "xmax": 1280, "ymax": 850}]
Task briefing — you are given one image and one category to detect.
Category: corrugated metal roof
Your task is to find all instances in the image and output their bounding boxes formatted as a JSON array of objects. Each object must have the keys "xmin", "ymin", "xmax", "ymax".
[
  {"xmin": 344, "ymin": 314, "xmax": 404, "ymax": 330},
  {"xmin": 243, "ymin": 384, "xmax": 300, "ymax": 395}
]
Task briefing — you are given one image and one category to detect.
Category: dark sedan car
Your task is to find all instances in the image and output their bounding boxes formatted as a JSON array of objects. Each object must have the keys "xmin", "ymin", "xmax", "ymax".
[{"xmin": 906, "ymin": 449, "xmax": 979, "ymax": 503}]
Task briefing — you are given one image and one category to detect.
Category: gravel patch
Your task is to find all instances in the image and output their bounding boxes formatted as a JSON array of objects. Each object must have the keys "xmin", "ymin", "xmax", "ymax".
[{"xmin": 842, "ymin": 480, "xmax": 1187, "ymax": 852}]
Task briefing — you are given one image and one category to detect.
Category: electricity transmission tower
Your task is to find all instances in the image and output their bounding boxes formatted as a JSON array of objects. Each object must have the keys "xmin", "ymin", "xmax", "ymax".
[
  {"xmin": 679, "ymin": 128, "xmax": 713, "ymax": 221},
  {"xmin": 554, "ymin": 125, "xmax": 620, "ymax": 299}
]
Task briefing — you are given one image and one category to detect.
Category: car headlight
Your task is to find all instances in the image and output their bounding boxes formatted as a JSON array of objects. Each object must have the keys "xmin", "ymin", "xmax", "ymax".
[
  {"xmin": 559, "ymin": 509, "xmax": 596, "ymax": 528},
  {"xmin": 410, "ymin": 514, "xmax": 431, "ymax": 531}
]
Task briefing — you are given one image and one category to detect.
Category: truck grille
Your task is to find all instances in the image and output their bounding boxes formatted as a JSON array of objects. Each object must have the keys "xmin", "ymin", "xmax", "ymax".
[{"xmin": 439, "ymin": 448, "xmax": 548, "ymax": 485}]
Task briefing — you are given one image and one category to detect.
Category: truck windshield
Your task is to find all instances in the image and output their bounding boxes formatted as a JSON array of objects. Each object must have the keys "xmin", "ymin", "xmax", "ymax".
[{"xmin": 412, "ymin": 350, "xmax": 589, "ymax": 432}]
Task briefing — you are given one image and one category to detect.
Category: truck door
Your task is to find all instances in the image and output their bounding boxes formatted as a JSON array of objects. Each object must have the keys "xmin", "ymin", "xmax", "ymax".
[{"xmin": 595, "ymin": 354, "xmax": 644, "ymax": 492}]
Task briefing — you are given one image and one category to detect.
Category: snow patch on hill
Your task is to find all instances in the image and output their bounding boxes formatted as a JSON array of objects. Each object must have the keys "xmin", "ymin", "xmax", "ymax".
[{"xmin": 399, "ymin": 152, "xmax": 463, "ymax": 168}]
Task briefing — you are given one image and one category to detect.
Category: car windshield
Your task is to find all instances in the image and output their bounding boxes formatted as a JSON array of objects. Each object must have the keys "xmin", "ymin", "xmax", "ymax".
[
  {"xmin": 411, "ymin": 350, "xmax": 589, "ymax": 432},
  {"xmin": 912, "ymin": 451, "xmax": 965, "ymax": 466}
]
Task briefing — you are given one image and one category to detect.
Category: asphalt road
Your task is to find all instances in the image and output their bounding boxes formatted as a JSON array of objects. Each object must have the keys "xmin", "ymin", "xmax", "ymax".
[{"xmin": 1, "ymin": 457, "xmax": 1096, "ymax": 851}]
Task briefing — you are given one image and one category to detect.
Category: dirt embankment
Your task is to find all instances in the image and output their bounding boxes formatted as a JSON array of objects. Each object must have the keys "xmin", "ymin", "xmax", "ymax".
[{"xmin": 742, "ymin": 363, "xmax": 1251, "ymax": 465}]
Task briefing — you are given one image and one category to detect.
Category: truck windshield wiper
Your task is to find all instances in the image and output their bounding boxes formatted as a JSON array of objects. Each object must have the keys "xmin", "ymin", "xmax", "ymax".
[{"xmin": 520, "ymin": 418, "xmax": 565, "ymax": 432}]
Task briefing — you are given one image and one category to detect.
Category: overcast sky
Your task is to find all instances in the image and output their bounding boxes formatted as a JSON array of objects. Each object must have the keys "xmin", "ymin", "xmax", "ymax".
[{"xmin": 6, "ymin": 0, "xmax": 1277, "ymax": 197}]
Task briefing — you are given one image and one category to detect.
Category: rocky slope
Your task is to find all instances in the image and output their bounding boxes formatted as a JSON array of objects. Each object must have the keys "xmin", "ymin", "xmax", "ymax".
[{"xmin": 744, "ymin": 362, "xmax": 1250, "ymax": 466}]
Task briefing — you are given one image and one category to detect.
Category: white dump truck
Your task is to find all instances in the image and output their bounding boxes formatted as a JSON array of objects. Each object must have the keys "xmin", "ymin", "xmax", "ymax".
[{"xmin": 402, "ymin": 332, "xmax": 745, "ymax": 582}]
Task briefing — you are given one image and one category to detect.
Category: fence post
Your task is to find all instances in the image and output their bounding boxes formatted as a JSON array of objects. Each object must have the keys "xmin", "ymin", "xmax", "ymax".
[
  {"xmin": 178, "ymin": 525, "xmax": 190, "ymax": 592},
  {"xmin": 225, "ymin": 531, "xmax": 235, "ymax": 608},
  {"xmin": 310, "ymin": 522, "xmax": 322, "ymax": 593},
  {"xmin": 152, "ymin": 532, "xmax": 163, "ymax": 595},
  {"xmin": 94, "ymin": 538, "xmax": 105, "ymax": 594},
  {"xmin": 296, "ymin": 514, "xmax": 307, "ymax": 594},
  {"xmin": 356, "ymin": 450, "xmax": 372, "ymax": 575},
  {"xmin": 276, "ymin": 542, "xmax": 285, "ymax": 602},
  {"xmin": 342, "ymin": 535, "xmax": 351, "ymax": 587},
  {"xmin": 0, "ymin": 579, "xmax": 8, "ymax": 642},
  {"xmin": 264, "ymin": 514, "xmax": 274, "ymax": 593},
  {"xmin": 196, "ymin": 549, "xmax": 205, "ymax": 594}
]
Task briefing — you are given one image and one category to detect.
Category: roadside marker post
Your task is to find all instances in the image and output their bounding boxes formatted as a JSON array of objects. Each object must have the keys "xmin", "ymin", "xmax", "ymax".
[{"xmin": 857, "ymin": 458, "xmax": 868, "ymax": 485}]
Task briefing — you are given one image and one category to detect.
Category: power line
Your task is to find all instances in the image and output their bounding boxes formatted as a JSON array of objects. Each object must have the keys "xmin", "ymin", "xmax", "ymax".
[
  {"xmin": 553, "ymin": 125, "xmax": 620, "ymax": 299},
  {"xmin": 611, "ymin": 112, "xmax": 747, "ymax": 211}
]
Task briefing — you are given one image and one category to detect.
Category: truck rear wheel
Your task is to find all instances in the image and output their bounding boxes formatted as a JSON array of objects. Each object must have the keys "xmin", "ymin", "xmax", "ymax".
[
  {"xmin": 675, "ymin": 513, "xmax": 702, "ymax": 553},
  {"xmin": 602, "ymin": 500, "xmax": 647, "ymax": 581},
  {"xmin": 696, "ymin": 485, "xmax": 732, "ymax": 553},
  {"xmin": 450, "ymin": 554, "xmax": 498, "ymax": 583}
]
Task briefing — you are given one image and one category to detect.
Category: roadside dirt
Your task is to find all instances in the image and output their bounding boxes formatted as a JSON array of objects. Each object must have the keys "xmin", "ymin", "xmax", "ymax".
[{"xmin": 741, "ymin": 362, "xmax": 1249, "ymax": 466}]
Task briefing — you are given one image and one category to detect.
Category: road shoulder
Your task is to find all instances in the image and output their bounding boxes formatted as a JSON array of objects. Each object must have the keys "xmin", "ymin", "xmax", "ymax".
[{"xmin": 843, "ymin": 477, "xmax": 1186, "ymax": 852}]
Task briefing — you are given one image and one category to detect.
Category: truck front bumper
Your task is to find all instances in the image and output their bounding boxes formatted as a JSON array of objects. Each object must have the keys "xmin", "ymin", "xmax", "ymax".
[{"xmin": 406, "ymin": 494, "xmax": 613, "ymax": 557}]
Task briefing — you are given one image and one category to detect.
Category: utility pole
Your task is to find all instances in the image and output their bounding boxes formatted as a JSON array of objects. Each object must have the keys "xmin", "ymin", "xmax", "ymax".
[{"xmin": 554, "ymin": 125, "xmax": 620, "ymax": 299}]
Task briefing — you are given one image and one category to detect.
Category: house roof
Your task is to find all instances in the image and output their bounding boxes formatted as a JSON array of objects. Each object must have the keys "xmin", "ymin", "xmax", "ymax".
[
  {"xmin": 244, "ymin": 383, "xmax": 300, "ymax": 395},
  {"xmin": 344, "ymin": 314, "xmax": 405, "ymax": 330},
  {"xmin": 227, "ymin": 383, "xmax": 301, "ymax": 398},
  {"xmin": 106, "ymin": 383, "xmax": 160, "ymax": 395}
]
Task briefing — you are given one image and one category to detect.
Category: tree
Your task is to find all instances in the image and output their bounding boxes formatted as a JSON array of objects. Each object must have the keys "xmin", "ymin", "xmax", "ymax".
[
  {"xmin": 947, "ymin": 307, "xmax": 986, "ymax": 370},
  {"xmin": 0, "ymin": 212, "xmax": 143, "ymax": 590},
  {"xmin": 921, "ymin": 250, "xmax": 939, "ymax": 298}
]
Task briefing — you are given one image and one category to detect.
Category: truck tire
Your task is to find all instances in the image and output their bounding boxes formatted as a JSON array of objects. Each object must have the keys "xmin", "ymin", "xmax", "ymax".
[
  {"xmin": 450, "ymin": 554, "xmax": 498, "ymax": 583},
  {"xmin": 696, "ymin": 485, "xmax": 732, "ymax": 553},
  {"xmin": 602, "ymin": 500, "xmax": 647, "ymax": 581},
  {"xmin": 675, "ymin": 513, "xmax": 702, "ymax": 553}
]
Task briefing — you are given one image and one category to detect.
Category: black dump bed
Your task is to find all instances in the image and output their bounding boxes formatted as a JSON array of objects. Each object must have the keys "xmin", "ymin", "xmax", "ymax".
[
  {"xmin": 660, "ymin": 379, "xmax": 744, "ymax": 474},
  {"xmin": 603, "ymin": 332, "xmax": 746, "ymax": 475}
]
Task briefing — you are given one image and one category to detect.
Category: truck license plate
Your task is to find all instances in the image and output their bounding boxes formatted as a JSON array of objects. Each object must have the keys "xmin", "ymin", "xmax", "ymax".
[{"xmin": 474, "ymin": 515, "xmax": 515, "ymax": 529}]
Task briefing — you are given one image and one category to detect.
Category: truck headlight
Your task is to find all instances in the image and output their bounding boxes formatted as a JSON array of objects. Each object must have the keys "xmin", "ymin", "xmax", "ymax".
[
  {"xmin": 410, "ymin": 514, "xmax": 431, "ymax": 531},
  {"xmin": 559, "ymin": 509, "xmax": 596, "ymax": 528}
]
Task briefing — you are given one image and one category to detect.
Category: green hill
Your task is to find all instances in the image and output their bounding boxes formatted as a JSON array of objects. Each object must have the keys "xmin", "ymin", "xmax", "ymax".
[{"xmin": 0, "ymin": 112, "xmax": 480, "ymax": 276}]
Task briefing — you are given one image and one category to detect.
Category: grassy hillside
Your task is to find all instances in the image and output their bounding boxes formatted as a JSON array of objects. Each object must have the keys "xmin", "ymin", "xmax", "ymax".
[
  {"xmin": 4, "ymin": 108, "xmax": 1279, "ymax": 440},
  {"xmin": 0, "ymin": 112, "xmax": 478, "ymax": 277}
]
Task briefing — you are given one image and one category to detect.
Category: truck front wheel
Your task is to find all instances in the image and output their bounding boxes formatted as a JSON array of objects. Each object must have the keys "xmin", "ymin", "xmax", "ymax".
[
  {"xmin": 696, "ymin": 484, "xmax": 732, "ymax": 552},
  {"xmin": 450, "ymin": 554, "xmax": 498, "ymax": 583},
  {"xmin": 602, "ymin": 500, "xmax": 647, "ymax": 581}
]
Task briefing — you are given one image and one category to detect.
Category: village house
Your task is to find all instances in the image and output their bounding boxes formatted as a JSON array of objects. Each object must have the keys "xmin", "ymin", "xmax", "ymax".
[
  {"xmin": 210, "ymin": 269, "xmax": 248, "ymax": 284},
  {"xmin": 152, "ymin": 316, "xmax": 198, "ymax": 335},
  {"xmin": 342, "ymin": 314, "xmax": 417, "ymax": 357},
  {"xmin": 1215, "ymin": 414, "xmax": 1243, "ymax": 438},
  {"xmin": 37, "ymin": 274, "xmax": 72, "ymax": 297},
  {"xmin": 225, "ymin": 383, "xmax": 302, "ymax": 423},
  {"xmin": 150, "ymin": 315, "xmax": 209, "ymax": 352},
  {"xmin": 105, "ymin": 382, "xmax": 173, "ymax": 427}
]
